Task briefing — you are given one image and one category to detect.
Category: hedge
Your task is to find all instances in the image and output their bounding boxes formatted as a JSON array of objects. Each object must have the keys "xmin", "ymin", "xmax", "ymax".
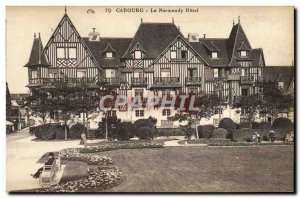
[
  {"xmin": 114, "ymin": 122, "xmax": 136, "ymax": 141},
  {"xmin": 69, "ymin": 124, "xmax": 87, "ymax": 139},
  {"xmin": 218, "ymin": 118, "xmax": 235, "ymax": 139},
  {"xmin": 212, "ymin": 128, "xmax": 228, "ymax": 139},
  {"xmin": 139, "ymin": 127, "xmax": 153, "ymax": 140},
  {"xmin": 35, "ymin": 124, "xmax": 65, "ymax": 140},
  {"xmin": 155, "ymin": 128, "xmax": 186, "ymax": 137},
  {"xmin": 198, "ymin": 125, "xmax": 215, "ymax": 138},
  {"xmin": 232, "ymin": 128, "xmax": 291, "ymax": 142},
  {"xmin": 272, "ymin": 118, "xmax": 293, "ymax": 130}
]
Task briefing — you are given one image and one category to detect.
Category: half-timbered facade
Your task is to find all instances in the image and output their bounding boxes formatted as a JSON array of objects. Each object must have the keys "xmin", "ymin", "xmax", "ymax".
[{"xmin": 25, "ymin": 12, "xmax": 265, "ymax": 128}]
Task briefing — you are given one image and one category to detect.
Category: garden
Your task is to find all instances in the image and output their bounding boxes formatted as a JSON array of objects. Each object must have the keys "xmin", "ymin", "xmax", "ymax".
[{"xmin": 36, "ymin": 141, "xmax": 164, "ymax": 192}]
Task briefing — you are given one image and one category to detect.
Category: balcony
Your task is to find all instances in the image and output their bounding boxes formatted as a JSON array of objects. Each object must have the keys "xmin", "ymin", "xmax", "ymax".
[
  {"xmin": 151, "ymin": 77, "xmax": 181, "ymax": 89},
  {"xmin": 131, "ymin": 77, "xmax": 147, "ymax": 87},
  {"xmin": 240, "ymin": 76, "xmax": 254, "ymax": 84},
  {"xmin": 100, "ymin": 78, "xmax": 120, "ymax": 87},
  {"xmin": 186, "ymin": 77, "xmax": 201, "ymax": 86}
]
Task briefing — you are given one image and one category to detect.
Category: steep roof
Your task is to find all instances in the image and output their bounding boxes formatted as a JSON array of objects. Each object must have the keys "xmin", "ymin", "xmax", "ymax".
[
  {"xmin": 191, "ymin": 39, "xmax": 229, "ymax": 67},
  {"xmin": 227, "ymin": 23, "xmax": 252, "ymax": 66},
  {"xmin": 24, "ymin": 35, "xmax": 51, "ymax": 67},
  {"xmin": 263, "ymin": 66, "xmax": 294, "ymax": 91},
  {"xmin": 191, "ymin": 22, "xmax": 263, "ymax": 67},
  {"xmin": 83, "ymin": 37, "xmax": 132, "ymax": 68},
  {"xmin": 122, "ymin": 23, "xmax": 183, "ymax": 59}
]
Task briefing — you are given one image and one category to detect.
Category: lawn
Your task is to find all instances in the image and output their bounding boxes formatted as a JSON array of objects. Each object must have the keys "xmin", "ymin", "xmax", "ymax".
[{"xmin": 100, "ymin": 146, "xmax": 294, "ymax": 192}]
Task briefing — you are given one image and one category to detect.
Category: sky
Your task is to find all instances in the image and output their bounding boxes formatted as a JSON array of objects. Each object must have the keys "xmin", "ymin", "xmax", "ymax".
[{"xmin": 6, "ymin": 6, "xmax": 294, "ymax": 93}]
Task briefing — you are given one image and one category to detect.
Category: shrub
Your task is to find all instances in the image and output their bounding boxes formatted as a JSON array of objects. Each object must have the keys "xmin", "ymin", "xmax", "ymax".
[
  {"xmin": 219, "ymin": 118, "xmax": 236, "ymax": 139},
  {"xmin": 139, "ymin": 127, "xmax": 153, "ymax": 140},
  {"xmin": 272, "ymin": 118, "xmax": 293, "ymax": 130},
  {"xmin": 232, "ymin": 128, "xmax": 289, "ymax": 142},
  {"xmin": 252, "ymin": 122, "xmax": 260, "ymax": 129},
  {"xmin": 198, "ymin": 125, "xmax": 215, "ymax": 138},
  {"xmin": 69, "ymin": 124, "xmax": 87, "ymax": 139},
  {"xmin": 260, "ymin": 122, "xmax": 271, "ymax": 130},
  {"xmin": 114, "ymin": 122, "xmax": 136, "ymax": 141},
  {"xmin": 134, "ymin": 119, "xmax": 155, "ymax": 130},
  {"xmin": 35, "ymin": 124, "xmax": 60, "ymax": 140},
  {"xmin": 212, "ymin": 128, "xmax": 228, "ymax": 139},
  {"xmin": 240, "ymin": 122, "xmax": 250, "ymax": 128},
  {"xmin": 55, "ymin": 125, "xmax": 67, "ymax": 139}
]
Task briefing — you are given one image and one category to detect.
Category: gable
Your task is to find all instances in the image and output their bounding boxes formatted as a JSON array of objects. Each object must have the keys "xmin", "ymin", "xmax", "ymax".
[
  {"xmin": 154, "ymin": 36, "xmax": 206, "ymax": 65},
  {"xmin": 43, "ymin": 14, "xmax": 99, "ymax": 69}
]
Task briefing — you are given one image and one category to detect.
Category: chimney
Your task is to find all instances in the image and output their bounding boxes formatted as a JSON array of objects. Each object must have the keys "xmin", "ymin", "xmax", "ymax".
[
  {"xmin": 203, "ymin": 34, "xmax": 206, "ymax": 39},
  {"xmin": 88, "ymin": 28, "xmax": 100, "ymax": 41},
  {"xmin": 188, "ymin": 33, "xmax": 199, "ymax": 42}
]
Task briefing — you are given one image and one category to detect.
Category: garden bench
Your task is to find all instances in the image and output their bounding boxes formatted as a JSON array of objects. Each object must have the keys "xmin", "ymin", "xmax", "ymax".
[
  {"xmin": 39, "ymin": 155, "xmax": 62, "ymax": 187},
  {"xmin": 39, "ymin": 159, "xmax": 57, "ymax": 187}
]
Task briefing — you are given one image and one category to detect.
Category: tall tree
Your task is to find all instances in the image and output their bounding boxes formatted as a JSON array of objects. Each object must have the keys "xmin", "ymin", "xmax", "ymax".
[{"xmin": 169, "ymin": 94, "xmax": 221, "ymax": 139}]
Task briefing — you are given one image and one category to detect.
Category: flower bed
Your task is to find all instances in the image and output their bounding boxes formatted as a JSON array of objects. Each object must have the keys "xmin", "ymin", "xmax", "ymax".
[
  {"xmin": 183, "ymin": 138, "xmax": 231, "ymax": 144},
  {"xmin": 37, "ymin": 166, "xmax": 122, "ymax": 192},
  {"xmin": 80, "ymin": 141, "xmax": 164, "ymax": 153},
  {"xmin": 60, "ymin": 148, "xmax": 112, "ymax": 165},
  {"xmin": 208, "ymin": 141, "xmax": 294, "ymax": 147}
]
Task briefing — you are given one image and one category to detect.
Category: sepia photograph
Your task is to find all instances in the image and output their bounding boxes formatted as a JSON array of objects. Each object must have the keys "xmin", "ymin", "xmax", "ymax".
[{"xmin": 5, "ymin": 6, "xmax": 295, "ymax": 193}]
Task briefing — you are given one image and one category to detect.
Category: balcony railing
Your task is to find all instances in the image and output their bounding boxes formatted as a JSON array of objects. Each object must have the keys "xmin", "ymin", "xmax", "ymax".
[
  {"xmin": 186, "ymin": 77, "xmax": 201, "ymax": 85},
  {"xmin": 29, "ymin": 77, "xmax": 98, "ymax": 86},
  {"xmin": 100, "ymin": 77, "xmax": 120, "ymax": 86},
  {"xmin": 240, "ymin": 76, "xmax": 254, "ymax": 84},
  {"xmin": 153, "ymin": 77, "xmax": 180, "ymax": 85},
  {"xmin": 131, "ymin": 77, "xmax": 147, "ymax": 86}
]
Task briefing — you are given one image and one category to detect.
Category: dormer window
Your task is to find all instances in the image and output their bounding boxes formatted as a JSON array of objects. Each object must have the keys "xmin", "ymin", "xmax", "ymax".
[
  {"xmin": 105, "ymin": 52, "xmax": 113, "ymax": 58},
  {"xmin": 181, "ymin": 50, "xmax": 188, "ymax": 59},
  {"xmin": 134, "ymin": 50, "xmax": 142, "ymax": 59},
  {"xmin": 240, "ymin": 51, "xmax": 247, "ymax": 57},
  {"xmin": 211, "ymin": 52, "xmax": 218, "ymax": 58},
  {"xmin": 170, "ymin": 51, "xmax": 177, "ymax": 59},
  {"xmin": 278, "ymin": 81, "xmax": 284, "ymax": 89}
]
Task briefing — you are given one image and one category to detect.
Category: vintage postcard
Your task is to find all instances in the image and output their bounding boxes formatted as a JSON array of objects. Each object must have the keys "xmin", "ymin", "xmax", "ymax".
[{"xmin": 6, "ymin": 6, "xmax": 295, "ymax": 193}]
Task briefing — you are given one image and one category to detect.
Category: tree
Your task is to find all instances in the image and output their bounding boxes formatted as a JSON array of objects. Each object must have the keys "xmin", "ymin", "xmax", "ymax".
[
  {"xmin": 169, "ymin": 94, "xmax": 221, "ymax": 139},
  {"xmin": 233, "ymin": 94, "xmax": 262, "ymax": 129},
  {"xmin": 25, "ymin": 78, "xmax": 101, "ymax": 139},
  {"xmin": 259, "ymin": 81, "xmax": 294, "ymax": 123}
]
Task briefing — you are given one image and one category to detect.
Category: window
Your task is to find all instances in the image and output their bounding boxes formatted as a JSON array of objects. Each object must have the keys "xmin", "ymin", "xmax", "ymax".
[
  {"xmin": 162, "ymin": 109, "xmax": 171, "ymax": 116},
  {"xmin": 106, "ymin": 69, "xmax": 116, "ymax": 78},
  {"xmin": 161, "ymin": 69, "xmax": 171, "ymax": 77},
  {"xmin": 213, "ymin": 118, "xmax": 220, "ymax": 125},
  {"xmin": 211, "ymin": 52, "xmax": 218, "ymax": 58},
  {"xmin": 77, "ymin": 70, "xmax": 86, "ymax": 78},
  {"xmin": 188, "ymin": 88, "xmax": 197, "ymax": 95},
  {"xmin": 278, "ymin": 81, "xmax": 284, "ymax": 89},
  {"xmin": 57, "ymin": 48, "xmax": 77, "ymax": 59},
  {"xmin": 135, "ymin": 110, "xmax": 144, "ymax": 117},
  {"xmin": 170, "ymin": 51, "xmax": 177, "ymax": 59},
  {"xmin": 214, "ymin": 107, "xmax": 223, "ymax": 114},
  {"xmin": 107, "ymin": 110, "xmax": 116, "ymax": 117},
  {"xmin": 162, "ymin": 90, "xmax": 171, "ymax": 97},
  {"xmin": 134, "ymin": 72, "xmax": 143, "ymax": 78},
  {"xmin": 242, "ymin": 88, "xmax": 248, "ymax": 96},
  {"xmin": 105, "ymin": 52, "xmax": 113, "ymax": 58},
  {"xmin": 240, "ymin": 51, "xmax": 247, "ymax": 57},
  {"xmin": 134, "ymin": 50, "xmax": 142, "ymax": 59},
  {"xmin": 69, "ymin": 48, "xmax": 77, "ymax": 59},
  {"xmin": 135, "ymin": 89, "xmax": 144, "ymax": 98},
  {"xmin": 213, "ymin": 69, "xmax": 219, "ymax": 78},
  {"xmin": 31, "ymin": 70, "xmax": 38, "ymax": 79},
  {"xmin": 181, "ymin": 50, "xmax": 188, "ymax": 59},
  {"xmin": 50, "ymin": 72, "xmax": 58, "ymax": 78},
  {"xmin": 188, "ymin": 68, "xmax": 197, "ymax": 77}
]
